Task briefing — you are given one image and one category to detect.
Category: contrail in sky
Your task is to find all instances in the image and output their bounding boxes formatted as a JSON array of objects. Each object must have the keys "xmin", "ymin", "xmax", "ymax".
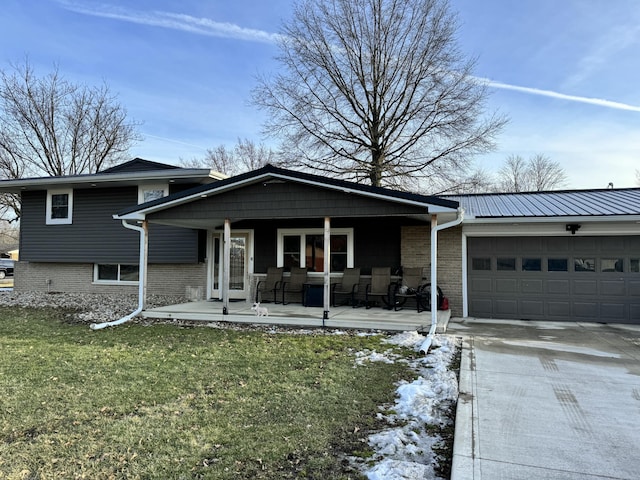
[
  {"xmin": 58, "ymin": 1, "xmax": 640, "ymax": 113},
  {"xmin": 481, "ymin": 78, "xmax": 640, "ymax": 113}
]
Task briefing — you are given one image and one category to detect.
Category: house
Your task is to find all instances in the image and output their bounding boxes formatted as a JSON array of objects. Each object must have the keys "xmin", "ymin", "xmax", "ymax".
[{"xmin": 1, "ymin": 159, "xmax": 639, "ymax": 325}]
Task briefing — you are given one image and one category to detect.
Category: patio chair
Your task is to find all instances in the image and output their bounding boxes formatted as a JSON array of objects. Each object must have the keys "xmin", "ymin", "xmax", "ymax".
[
  {"xmin": 365, "ymin": 267, "xmax": 393, "ymax": 309},
  {"xmin": 392, "ymin": 267, "xmax": 427, "ymax": 311},
  {"xmin": 281, "ymin": 266, "xmax": 308, "ymax": 305},
  {"xmin": 255, "ymin": 266, "xmax": 283, "ymax": 303},
  {"xmin": 331, "ymin": 267, "xmax": 361, "ymax": 307}
]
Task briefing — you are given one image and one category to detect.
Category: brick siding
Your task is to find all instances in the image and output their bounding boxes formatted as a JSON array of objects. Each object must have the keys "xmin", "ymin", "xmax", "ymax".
[
  {"xmin": 401, "ymin": 225, "xmax": 463, "ymax": 316},
  {"xmin": 14, "ymin": 261, "xmax": 207, "ymax": 297}
]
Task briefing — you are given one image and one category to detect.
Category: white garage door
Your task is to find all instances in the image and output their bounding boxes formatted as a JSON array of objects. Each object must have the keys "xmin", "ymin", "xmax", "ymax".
[{"xmin": 468, "ymin": 236, "xmax": 640, "ymax": 323}]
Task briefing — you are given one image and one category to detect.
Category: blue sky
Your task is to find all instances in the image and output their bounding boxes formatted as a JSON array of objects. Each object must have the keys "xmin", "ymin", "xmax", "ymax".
[{"xmin": 1, "ymin": 0, "xmax": 639, "ymax": 189}]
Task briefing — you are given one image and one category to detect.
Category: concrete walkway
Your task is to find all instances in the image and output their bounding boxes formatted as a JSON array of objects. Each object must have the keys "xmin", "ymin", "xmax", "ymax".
[{"xmin": 447, "ymin": 319, "xmax": 640, "ymax": 480}]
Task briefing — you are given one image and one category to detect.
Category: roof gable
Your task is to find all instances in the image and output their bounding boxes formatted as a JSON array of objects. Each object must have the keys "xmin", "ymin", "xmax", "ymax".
[
  {"xmin": 100, "ymin": 158, "xmax": 181, "ymax": 173},
  {"xmin": 117, "ymin": 164, "xmax": 459, "ymax": 219}
]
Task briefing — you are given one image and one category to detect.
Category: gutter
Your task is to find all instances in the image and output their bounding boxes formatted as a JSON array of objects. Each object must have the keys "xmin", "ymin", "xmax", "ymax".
[
  {"xmin": 90, "ymin": 220, "xmax": 147, "ymax": 330},
  {"xmin": 420, "ymin": 208, "xmax": 465, "ymax": 355}
]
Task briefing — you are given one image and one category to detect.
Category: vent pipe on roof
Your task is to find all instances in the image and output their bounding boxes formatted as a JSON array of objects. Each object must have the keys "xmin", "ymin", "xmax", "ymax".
[{"xmin": 90, "ymin": 220, "xmax": 147, "ymax": 330}]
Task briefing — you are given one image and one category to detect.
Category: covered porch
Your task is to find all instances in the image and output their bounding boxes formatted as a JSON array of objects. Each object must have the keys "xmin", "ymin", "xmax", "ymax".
[
  {"xmin": 110, "ymin": 165, "xmax": 462, "ymax": 332},
  {"xmin": 141, "ymin": 299, "xmax": 453, "ymax": 332}
]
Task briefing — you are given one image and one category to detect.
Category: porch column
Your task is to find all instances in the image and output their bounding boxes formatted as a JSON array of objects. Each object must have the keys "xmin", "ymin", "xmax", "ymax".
[
  {"xmin": 430, "ymin": 215, "xmax": 438, "ymax": 327},
  {"xmin": 323, "ymin": 216, "xmax": 331, "ymax": 322},
  {"xmin": 222, "ymin": 218, "xmax": 231, "ymax": 315}
]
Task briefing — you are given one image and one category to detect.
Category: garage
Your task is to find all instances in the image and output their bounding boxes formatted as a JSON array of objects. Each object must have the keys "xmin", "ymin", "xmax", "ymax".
[{"xmin": 467, "ymin": 235, "xmax": 640, "ymax": 323}]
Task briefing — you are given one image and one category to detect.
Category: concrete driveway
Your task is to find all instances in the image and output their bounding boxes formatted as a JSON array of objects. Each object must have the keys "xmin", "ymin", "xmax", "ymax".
[{"xmin": 447, "ymin": 319, "xmax": 640, "ymax": 480}]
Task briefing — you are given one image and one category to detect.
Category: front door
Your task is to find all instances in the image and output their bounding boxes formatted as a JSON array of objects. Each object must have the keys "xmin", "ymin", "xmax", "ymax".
[{"xmin": 210, "ymin": 231, "xmax": 253, "ymax": 300}]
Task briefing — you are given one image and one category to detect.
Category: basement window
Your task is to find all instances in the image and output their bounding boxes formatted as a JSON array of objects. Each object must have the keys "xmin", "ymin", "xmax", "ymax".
[{"xmin": 94, "ymin": 264, "xmax": 139, "ymax": 284}]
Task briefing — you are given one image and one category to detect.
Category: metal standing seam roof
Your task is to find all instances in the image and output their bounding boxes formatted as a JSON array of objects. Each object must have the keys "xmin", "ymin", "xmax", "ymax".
[{"xmin": 444, "ymin": 188, "xmax": 640, "ymax": 218}]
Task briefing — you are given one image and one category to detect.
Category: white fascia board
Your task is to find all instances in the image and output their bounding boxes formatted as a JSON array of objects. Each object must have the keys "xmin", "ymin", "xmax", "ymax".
[{"xmin": 0, "ymin": 168, "xmax": 217, "ymax": 193}]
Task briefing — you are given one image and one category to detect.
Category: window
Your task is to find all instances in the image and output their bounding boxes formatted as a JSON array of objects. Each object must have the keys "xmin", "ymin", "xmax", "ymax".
[
  {"xmin": 574, "ymin": 258, "xmax": 595, "ymax": 272},
  {"xmin": 631, "ymin": 259, "xmax": 640, "ymax": 273},
  {"xmin": 522, "ymin": 258, "xmax": 541, "ymax": 271},
  {"xmin": 94, "ymin": 264, "xmax": 139, "ymax": 283},
  {"xmin": 277, "ymin": 229, "xmax": 353, "ymax": 272},
  {"xmin": 46, "ymin": 189, "xmax": 73, "ymax": 225},
  {"xmin": 471, "ymin": 258, "xmax": 491, "ymax": 271},
  {"xmin": 601, "ymin": 258, "xmax": 623, "ymax": 273},
  {"xmin": 138, "ymin": 184, "xmax": 168, "ymax": 204},
  {"xmin": 497, "ymin": 258, "xmax": 516, "ymax": 271},
  {"xmin": 548, "ymin": 258, "xmax": 568, "ymax": 272}
]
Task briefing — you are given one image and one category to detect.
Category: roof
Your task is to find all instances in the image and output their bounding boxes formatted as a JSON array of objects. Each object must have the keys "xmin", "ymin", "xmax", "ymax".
[
  {"xmin": 100, "ymin": 158, "xmax": 182, "ymax": 173},
  {"xmin": 116, "ymin": 164, "xmax": 460, "ymax": 218},
  {"xmin": 445, "ymin": 188, "xmax": 640, "ymax": 219},
  {"xmin": 0, "ymin": 159, "xmax": 226, "ymax": 193}
]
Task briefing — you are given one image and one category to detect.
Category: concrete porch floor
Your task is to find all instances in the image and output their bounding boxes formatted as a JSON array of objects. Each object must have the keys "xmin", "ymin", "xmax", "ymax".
[{"xmin": 141, "ymin": 300, "xmax": 452, "ymax": 332}]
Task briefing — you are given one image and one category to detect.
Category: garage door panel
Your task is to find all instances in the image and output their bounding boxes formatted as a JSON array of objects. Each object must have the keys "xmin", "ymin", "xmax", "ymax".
[
  {"xmin": 471, "ymin": 278, "xmax": 492, "ymax": 293},
  {"xmin": 496, "ymin": 278, "xmax": 518, "ymax": 293},
  {"xmin": 629, "ymin": 281, "xmax": 640, "ymax": 296},
  {"xmin": 495, "ymin": 299, "xmax": 518, "ymax": 315},
  {"xmin": 547, "ymin": 302, "xmax": 570, "ymax": 316},
  {"xmin": 600, "ymin": 280, "xmax": 625, "ymax": 296},
  {"xmin": 520, "ymin": 300, "xmax": 544, "ymax": 316},
  {"xmin": 522, "ymin": 280, "xmax": 543, "ymax": 293},
  {"xmin": 631, "ymin": 304, "xmax": 640, "ymax": 321},
  {"xmin": 547, "ymin": 279, "xmax": 569, "ymax": 294},
  {"xmin": 573, "ymin": 280, "xmax": 597, "ymax": 295},
  {"xmin": 470, "ymin": 298, "xmax": 492, "ymax": 316},
  {"xmin": 574, "ymin": 302, "xmax": 599, "ymax": 318},
  {"xmin": 600, "ymin": 303, "xmax": 626, "ymax": 320}
]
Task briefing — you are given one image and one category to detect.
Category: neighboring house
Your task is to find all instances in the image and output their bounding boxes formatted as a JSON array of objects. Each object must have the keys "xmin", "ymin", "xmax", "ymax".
[{"xmin": 0, "ymin": 159, "xmax": 639, "ymax": 324}]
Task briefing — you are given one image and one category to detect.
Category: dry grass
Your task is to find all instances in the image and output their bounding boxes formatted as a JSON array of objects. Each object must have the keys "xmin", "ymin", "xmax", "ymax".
[{"xmin": 0, "ymin": 307, "xmax": 415, "ymax": 479}]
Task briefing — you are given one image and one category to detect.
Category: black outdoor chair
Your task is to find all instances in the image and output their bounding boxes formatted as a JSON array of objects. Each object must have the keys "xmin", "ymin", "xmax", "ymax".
[
  {"xmin": 365, "ymin": 267, "xmax": 393, "ymax": 309},
  {"xmin": 417, "ymin": 283, "xmax": 445, "ymax": 313},
  {"xmin": 281, "ymin": 266, "xmax": 308, "ymax": 305},
  {"xmin": 255, "ymin": 266, "xmax": 283, "ymax": 303},
  {"xmin": 392, "ymin": 267, "xmax": 427, "ymax": 311},
  {"xmin": 331, "ymin": 267, "xmax": 361, "ymax": 307}
]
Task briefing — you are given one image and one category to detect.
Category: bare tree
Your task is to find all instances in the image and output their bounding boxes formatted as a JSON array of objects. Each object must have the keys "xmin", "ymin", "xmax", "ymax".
[
  {"xmin": 253, "ymin": 0, "xmax": 507, "ymax": 190},
  {"xmin": 0, "ymin": 60, "xmax": 140, "ymax": 220},
  {"xmin": 182, "ymin": 138, "xmax": 277, "ymax": 177},
  {"xmin": 497, "ymin": 154, "xmax": 567, "ymax": 192},
  {"xmin": 0, "ymin": 60, "xmax": 139, "ymax": 178}
]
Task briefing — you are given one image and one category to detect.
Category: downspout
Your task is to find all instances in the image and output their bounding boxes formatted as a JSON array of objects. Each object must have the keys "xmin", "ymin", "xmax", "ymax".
[
  {"xmin": 420, "ymin": 208, "xmax": 464, "ymax": 354},
  {"xmin": 90, "ymin": 219, "xmax": 148, "ymax": 330}
]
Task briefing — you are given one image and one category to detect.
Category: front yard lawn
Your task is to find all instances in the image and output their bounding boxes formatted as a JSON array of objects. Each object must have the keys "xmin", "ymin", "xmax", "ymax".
[{"xmin": 0, "ymin": 307, "xmax": 416, "ymax": 479}]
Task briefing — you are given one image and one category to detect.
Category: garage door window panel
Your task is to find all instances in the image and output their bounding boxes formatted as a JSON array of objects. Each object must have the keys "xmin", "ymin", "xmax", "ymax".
[
  {"xmin": 548, "ymin": 259, "xmax": 568, "ymax": 272},
  {"xmin": 631, "ymin": 259, "xmax": 640, "ymax": 273},
  {"xmin": 601, "ymin": 258, "xmax": 623, "ymax": 273},
  {"xmin": 497, "ymin": 258, "xmax": 516, "ymax": 271},
  {"xmin": 522, "ymin": 258, "xmax": 541, "ymax": 271},
  {"xmin": 472, "ymin": 258, "xmax": 491, "ymax": 271},
  {"xmin": 575, "ymin": 258, "xmax": 595, "ymax": 272}
]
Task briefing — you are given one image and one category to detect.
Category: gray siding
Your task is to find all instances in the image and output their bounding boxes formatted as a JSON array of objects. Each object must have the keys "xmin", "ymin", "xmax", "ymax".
[
  {"xmin": 149, "ymin": 181, "xmax": 429, "ymax": 223},
  {"xmin": 20, "ymin": 187, "xmax": 200, "ymax": 264}
]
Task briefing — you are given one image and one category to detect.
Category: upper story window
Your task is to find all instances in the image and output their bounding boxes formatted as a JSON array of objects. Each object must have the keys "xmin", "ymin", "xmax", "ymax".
[
  {"xmin": 46, "ymin": 189, "xmax": 73, "ymax": 225},
  {"xmin": 138, "ymin": 183, "xmax": 168, "ymax": 204}
]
